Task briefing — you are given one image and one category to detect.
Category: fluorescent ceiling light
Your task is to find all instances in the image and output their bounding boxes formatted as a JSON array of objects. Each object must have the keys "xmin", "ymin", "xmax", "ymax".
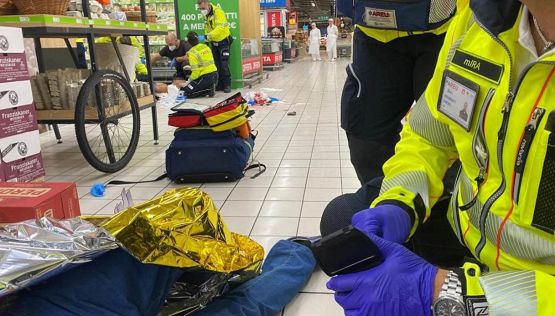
[{"xmin": 311, "ymin": 2, "xmax": 316, "ymax": 7}]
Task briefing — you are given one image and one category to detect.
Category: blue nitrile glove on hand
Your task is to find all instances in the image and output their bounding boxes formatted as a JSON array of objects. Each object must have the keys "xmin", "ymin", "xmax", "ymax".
[
  {"xmin": 170, "ymin": 58, "xmax": 177, "ymax": 67},
  {"xmin": 327, "ymin": 234, "xmax": 437, "ymax": 316},
  {"xmin": 198, "ymin": 35, "xmax": 206, "ymax": 42},
  {"xmin": 352, "ymin": 204, "xmax": 411, "ymax": 244}
]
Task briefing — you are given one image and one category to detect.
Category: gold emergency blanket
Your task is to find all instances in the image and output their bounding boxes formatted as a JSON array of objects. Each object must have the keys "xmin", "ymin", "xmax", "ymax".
[{"xmin": 101, "ymin": 188, "xmax": 264, "ymax": 274}]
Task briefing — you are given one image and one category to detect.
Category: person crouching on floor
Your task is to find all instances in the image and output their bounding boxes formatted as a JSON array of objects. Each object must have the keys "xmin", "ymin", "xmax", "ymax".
[{"xmin": 180, "ymin": 31, "xmax": 218, "ymax": 98}]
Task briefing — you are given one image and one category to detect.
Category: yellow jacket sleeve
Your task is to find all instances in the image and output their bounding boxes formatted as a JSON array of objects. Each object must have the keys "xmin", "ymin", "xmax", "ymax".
[
  {"xmin": 206, "ymin": 6, "xmax": 230, "ymax": 42},
  {"xmin": 459, "ymin": 263, "xmax": 555, "ymax": 315}
]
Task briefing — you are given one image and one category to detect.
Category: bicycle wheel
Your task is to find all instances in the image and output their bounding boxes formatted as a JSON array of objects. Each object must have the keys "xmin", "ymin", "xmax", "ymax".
[{"xmin": 75, "ymin": 70, "xmax": 141, "ymax": 173}]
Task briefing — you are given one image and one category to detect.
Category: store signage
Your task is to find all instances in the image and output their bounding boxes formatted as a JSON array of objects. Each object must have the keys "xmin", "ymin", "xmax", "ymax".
[
  {"xmin": 176, "ymin": 0, "xmax": 242, "ymax": 88},
  {"xmin": 242, "ymin": 57, "xmax": 262, "ymax": 75},
  {"xmin": 266, "ymin": 11, "xmax": 282, "ymax": 28},
  {"xmin": 263, "ymin": 52, "xmax": 282, "ymax": 65},
  {"xmin": 288, "ymin": 11, "xmax": 297, "ymax": 25},
  {"xmin": 317, "ymin": 15, "xmax": 330, "ymax": 21},
  {"xmin": 260, "ymin": 0, "xmax": 287, "ymax": 8}
]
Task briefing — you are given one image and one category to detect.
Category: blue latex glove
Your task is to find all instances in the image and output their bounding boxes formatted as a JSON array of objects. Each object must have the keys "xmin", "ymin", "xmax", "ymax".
[
  {"xmin": 327, "ymin": 234, "xmax": 437, "ymax": 316},
  {"xmin": 170, "ymin": 58, "xmax": 177, "ymax": 67},
  {"xmin": 198, "ymin": 35, "xmax": 206, "ymax": 42},
  {"xmin": 352, "ymin": 204, "xmax": 411, "ymax": 244}
]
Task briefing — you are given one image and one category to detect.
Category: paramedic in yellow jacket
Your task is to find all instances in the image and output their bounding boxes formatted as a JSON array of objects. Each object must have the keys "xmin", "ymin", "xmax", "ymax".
[
  {"xmin": 325, "ymin": 0, "xmax": 555, "ymax": 315},
  {"xmin": 180, "ymin": 32, "xmax": 217, "ymax": 98},
  {"xmin": 339, "ymin": 0, "xmax": 461, "ymax": 185},
  {"xmin": 197, "ymin": 0, "xmax": 232, "ymax": 93}
]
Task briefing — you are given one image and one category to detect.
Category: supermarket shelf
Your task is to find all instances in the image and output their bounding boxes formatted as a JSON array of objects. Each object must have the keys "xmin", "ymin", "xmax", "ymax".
[
  {"xmin": 0, "ymin": 15, "xmax": 167, "ymax": 37},
  {"xmin": 36, "ymin": 96, "xmax": 156, "ymax": 123}
]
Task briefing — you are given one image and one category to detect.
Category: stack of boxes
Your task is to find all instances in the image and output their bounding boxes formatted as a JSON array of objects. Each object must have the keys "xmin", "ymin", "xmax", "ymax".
[{"xmin": 0, "ymin": 26, "xmax": 45, "ymax": 182}]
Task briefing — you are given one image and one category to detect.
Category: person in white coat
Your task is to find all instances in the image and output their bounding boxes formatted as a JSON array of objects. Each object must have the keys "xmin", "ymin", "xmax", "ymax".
[
  {"xmin": 308, "ymin": 23, "xmax": 321, "ymax": 61},
  {"xmin": 326, "ymin": 18, "xmax": 339, "ymax": 61}
]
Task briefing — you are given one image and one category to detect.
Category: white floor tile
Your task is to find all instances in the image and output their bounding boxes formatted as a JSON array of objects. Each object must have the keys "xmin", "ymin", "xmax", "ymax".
[
  {"xmin": 280, "ymin": 159, "xmax": 311, "ymax": 168},
  {"xmin": 284, "ymin": 293, "xmax": 343, "ymax": 316},
  {"xmin": 236, "ymin": 176, "xmax": 274, "ymax": 188},
  {"xmin": 228, "ymin": 187, "xmax": 269, "ymax": 201},
  {"xmin": 259, "ymin": 201, "xmax": 302, "ymax": 217},
  {"xmin": 266, "ymin": 188, "xmax": 305, "ymax": 201},
  {"xmin": 297, "ymin": 218, "xmax": 321, "ymax": 236},
  {"xmin": 308, "ymin": 168, "xmax": 341, "ymax": 178},
  {"xmin": 221, "ymin": 216, "xmax": 256, "ymax": 236},
  {"xmin": 220, "ymin": 200, "xmax": 263, "ymax": 217},
  {"xmin": 276, "ymin": 167, "xmax": 309, "ymax": 177},
  {"xmin": 271, "ymin": 177, "xmax": 307, "ymax": 188},
  {"xmin": 304, "ymin": 188, "xmax": 342, "ymax": 202},
  {"xmin": 201, "ymin": 187, "xmax": 234, "ymax": 201},
  {"xmin": 306, "ymin": 177, "xmax": 342, "ymax": 189},
  {"xmin": 251, "ymin": 217, "xmax": 299, "ymax": 236},
  {"xmin": 250, "ymin": 236, "xmax": 284, "ymax": 254}
]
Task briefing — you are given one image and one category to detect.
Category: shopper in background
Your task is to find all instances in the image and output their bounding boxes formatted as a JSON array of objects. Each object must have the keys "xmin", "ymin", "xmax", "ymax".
[
  {"xmin": 326, "ymin": 18, "xmax": 339, "ymax": 61},
  {"xmin": 150, "ymin": 32, "xmax": 192, "ymax": 80},
  {"xmin": 339, "ymin": 0, "xmax": 461, "ymax": 185},
  {"xmin": 308, "ymin": 23, "xmax": 322, "ymax": 62},
  {"xmin": 180, "ymin": 32, "xmax": 218, "ymax": 98},
  {"xmin": 197, "ymin": 0, "xmax": 233, "ymax": 93},
  {"xmin": 326, "ymin": 1, "xmax": 555, "ymax": 315}
]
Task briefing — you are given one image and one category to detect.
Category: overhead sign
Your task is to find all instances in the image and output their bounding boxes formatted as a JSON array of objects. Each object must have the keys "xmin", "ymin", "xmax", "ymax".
[
  {"xmin": 266, "ymin": 11, "xmax": 282, "ymax": 28},
  {"xmin": 260, "ymin": 0, "xmax": 287, "ymax": 8}
]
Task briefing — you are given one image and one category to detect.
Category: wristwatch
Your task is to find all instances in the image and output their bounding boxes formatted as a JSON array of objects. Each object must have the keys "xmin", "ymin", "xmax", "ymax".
[{"xmin": 432, "ymin": 270, "xmax": 466, "ymax": 316}]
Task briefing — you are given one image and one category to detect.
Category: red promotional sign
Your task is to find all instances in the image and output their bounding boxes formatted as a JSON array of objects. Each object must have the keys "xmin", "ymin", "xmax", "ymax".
[
  {"xmin": 242, "ymin": 56, "xmax": 262, "ymax": 75},
  {"xmin": 262, "ymin": 52, "xmax": 283, "ymax": 65},
  {"xmin": 266, "ymin": 11, "xmax": 282, "ymax": 28}
]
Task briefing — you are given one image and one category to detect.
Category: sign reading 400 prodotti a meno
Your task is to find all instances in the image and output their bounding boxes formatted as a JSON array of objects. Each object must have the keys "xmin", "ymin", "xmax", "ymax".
[{"xmin": 176, "ymin": 0, "xmax": 242, "ymax": 87}]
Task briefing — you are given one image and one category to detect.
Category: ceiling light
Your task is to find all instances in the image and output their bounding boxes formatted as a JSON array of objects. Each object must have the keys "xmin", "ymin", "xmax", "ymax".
[{"xmin": 311, "ymin": 2, "xmax": 316, "ymax": 7}]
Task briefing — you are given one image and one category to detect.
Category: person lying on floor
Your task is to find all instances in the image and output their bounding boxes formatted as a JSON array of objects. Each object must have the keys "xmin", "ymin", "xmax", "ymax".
[{"xmin": 0, "ymin": 240, "xmax": 315, "ymax": 316}]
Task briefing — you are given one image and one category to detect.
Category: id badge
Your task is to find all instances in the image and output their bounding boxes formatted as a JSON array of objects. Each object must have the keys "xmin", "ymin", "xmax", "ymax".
[{"xmin": 438, "ymin": 70, "xmax": 480, "ymax": 131}]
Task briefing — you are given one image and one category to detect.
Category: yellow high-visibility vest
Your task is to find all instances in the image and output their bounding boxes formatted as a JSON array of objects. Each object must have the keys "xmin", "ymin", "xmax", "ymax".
[{"xmin": 372, "ymin": 2, "xmax": 555, "ymax": 314}]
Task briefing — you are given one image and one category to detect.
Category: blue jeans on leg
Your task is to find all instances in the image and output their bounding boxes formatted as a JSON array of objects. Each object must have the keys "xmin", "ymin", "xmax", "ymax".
[{"xmin": 195, "ymin": 240, "xmax": 316, "ymax": 316}]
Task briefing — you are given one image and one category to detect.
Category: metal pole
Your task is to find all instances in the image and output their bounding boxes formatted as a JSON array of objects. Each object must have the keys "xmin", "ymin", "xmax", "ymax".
[
  {"xmin": 140, "ymin": 0, "xmax": 159, "ymax": 145},
  {"xmin": 35, "ymin": 38, "xmax": 63, "ymax": 143}
]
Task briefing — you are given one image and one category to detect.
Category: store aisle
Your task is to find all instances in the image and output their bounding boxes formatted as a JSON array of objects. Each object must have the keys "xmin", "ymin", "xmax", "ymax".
[{"xmin": 40, "ymin": 58, "xmax": 354, "ymax": 315}]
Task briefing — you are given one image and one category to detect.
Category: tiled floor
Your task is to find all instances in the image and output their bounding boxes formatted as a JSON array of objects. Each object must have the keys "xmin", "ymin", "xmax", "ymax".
[{"xmin": 40, "ymin": 57, "xmax": 354, "ymax": 315}]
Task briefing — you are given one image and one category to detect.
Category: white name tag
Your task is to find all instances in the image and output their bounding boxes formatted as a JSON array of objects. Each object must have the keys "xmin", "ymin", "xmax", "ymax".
[
  {"xmin": 363, "ymin": 7, "xmax": 397, "ymax": 29},
  {"xmin": 438, "ymin": 71, "xmax": 479, "ymax": 131}
]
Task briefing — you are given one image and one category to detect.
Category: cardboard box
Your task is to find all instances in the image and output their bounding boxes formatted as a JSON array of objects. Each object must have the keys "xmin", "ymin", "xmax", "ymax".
[
  {"xmin": 0, "ymin": 104, "xmax": 38, "ymax": 139},
  {"xmin": 0, "ymin": 80, "xmax": 33, "ymax": 109},
  {"xmin": 0, "ymin": 26, "xmax": 24, "ymax": 54},
  {"xmin": 0, "ymin": 182, "xmax": 81, "ymax": 223},
  {"xmin": 0, "ymin": 80, "xmax": 38, "ymax": 139},
  {"xmin": 0, "ymin": 130, "xmax": 44, "ymax": 182},
  {"xmin": 4, "ymin": 153, "xmax": 45, "ymax": 182},
  {"xmin": 0, "ymin": 53, "xmax": 29, "ymax": 83}
]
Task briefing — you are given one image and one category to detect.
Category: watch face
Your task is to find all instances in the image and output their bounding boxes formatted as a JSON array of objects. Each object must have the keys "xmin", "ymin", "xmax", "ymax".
[{"xmin": 434, "ymin": 298, "xmax": 465, "ymax": 316}]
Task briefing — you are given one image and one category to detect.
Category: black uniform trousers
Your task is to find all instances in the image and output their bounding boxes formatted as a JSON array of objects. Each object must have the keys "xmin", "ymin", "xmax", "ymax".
[
  {"xmin": 341, "ymin": 28, "xmax": 446, "ymax": 185},
  {"xmin": 182, "ymin": 72, "xmax": 218, "ymax": 98},
  {"xmin": 210, "ymin": 39, "xmax": 232, "ymax": 90}
]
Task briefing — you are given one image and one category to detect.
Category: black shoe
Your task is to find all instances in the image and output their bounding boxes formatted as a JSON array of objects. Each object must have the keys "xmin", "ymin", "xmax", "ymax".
[
  {"xmin": 209, "ymin": 85, "xmax": 216, "ymax": 97},
  {"xmin": 287, "ymin": 236, "xmax": 321, "ymax": 249},
  {"xmin": 224, "ymin": 86, "xmax": 231, "ymax": 93}
]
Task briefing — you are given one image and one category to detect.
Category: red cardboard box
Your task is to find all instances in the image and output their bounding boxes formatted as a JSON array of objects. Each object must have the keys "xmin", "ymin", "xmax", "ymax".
[{"xmin": 0, "ymin": 182, "xmax": 81, "ymax": 223}]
